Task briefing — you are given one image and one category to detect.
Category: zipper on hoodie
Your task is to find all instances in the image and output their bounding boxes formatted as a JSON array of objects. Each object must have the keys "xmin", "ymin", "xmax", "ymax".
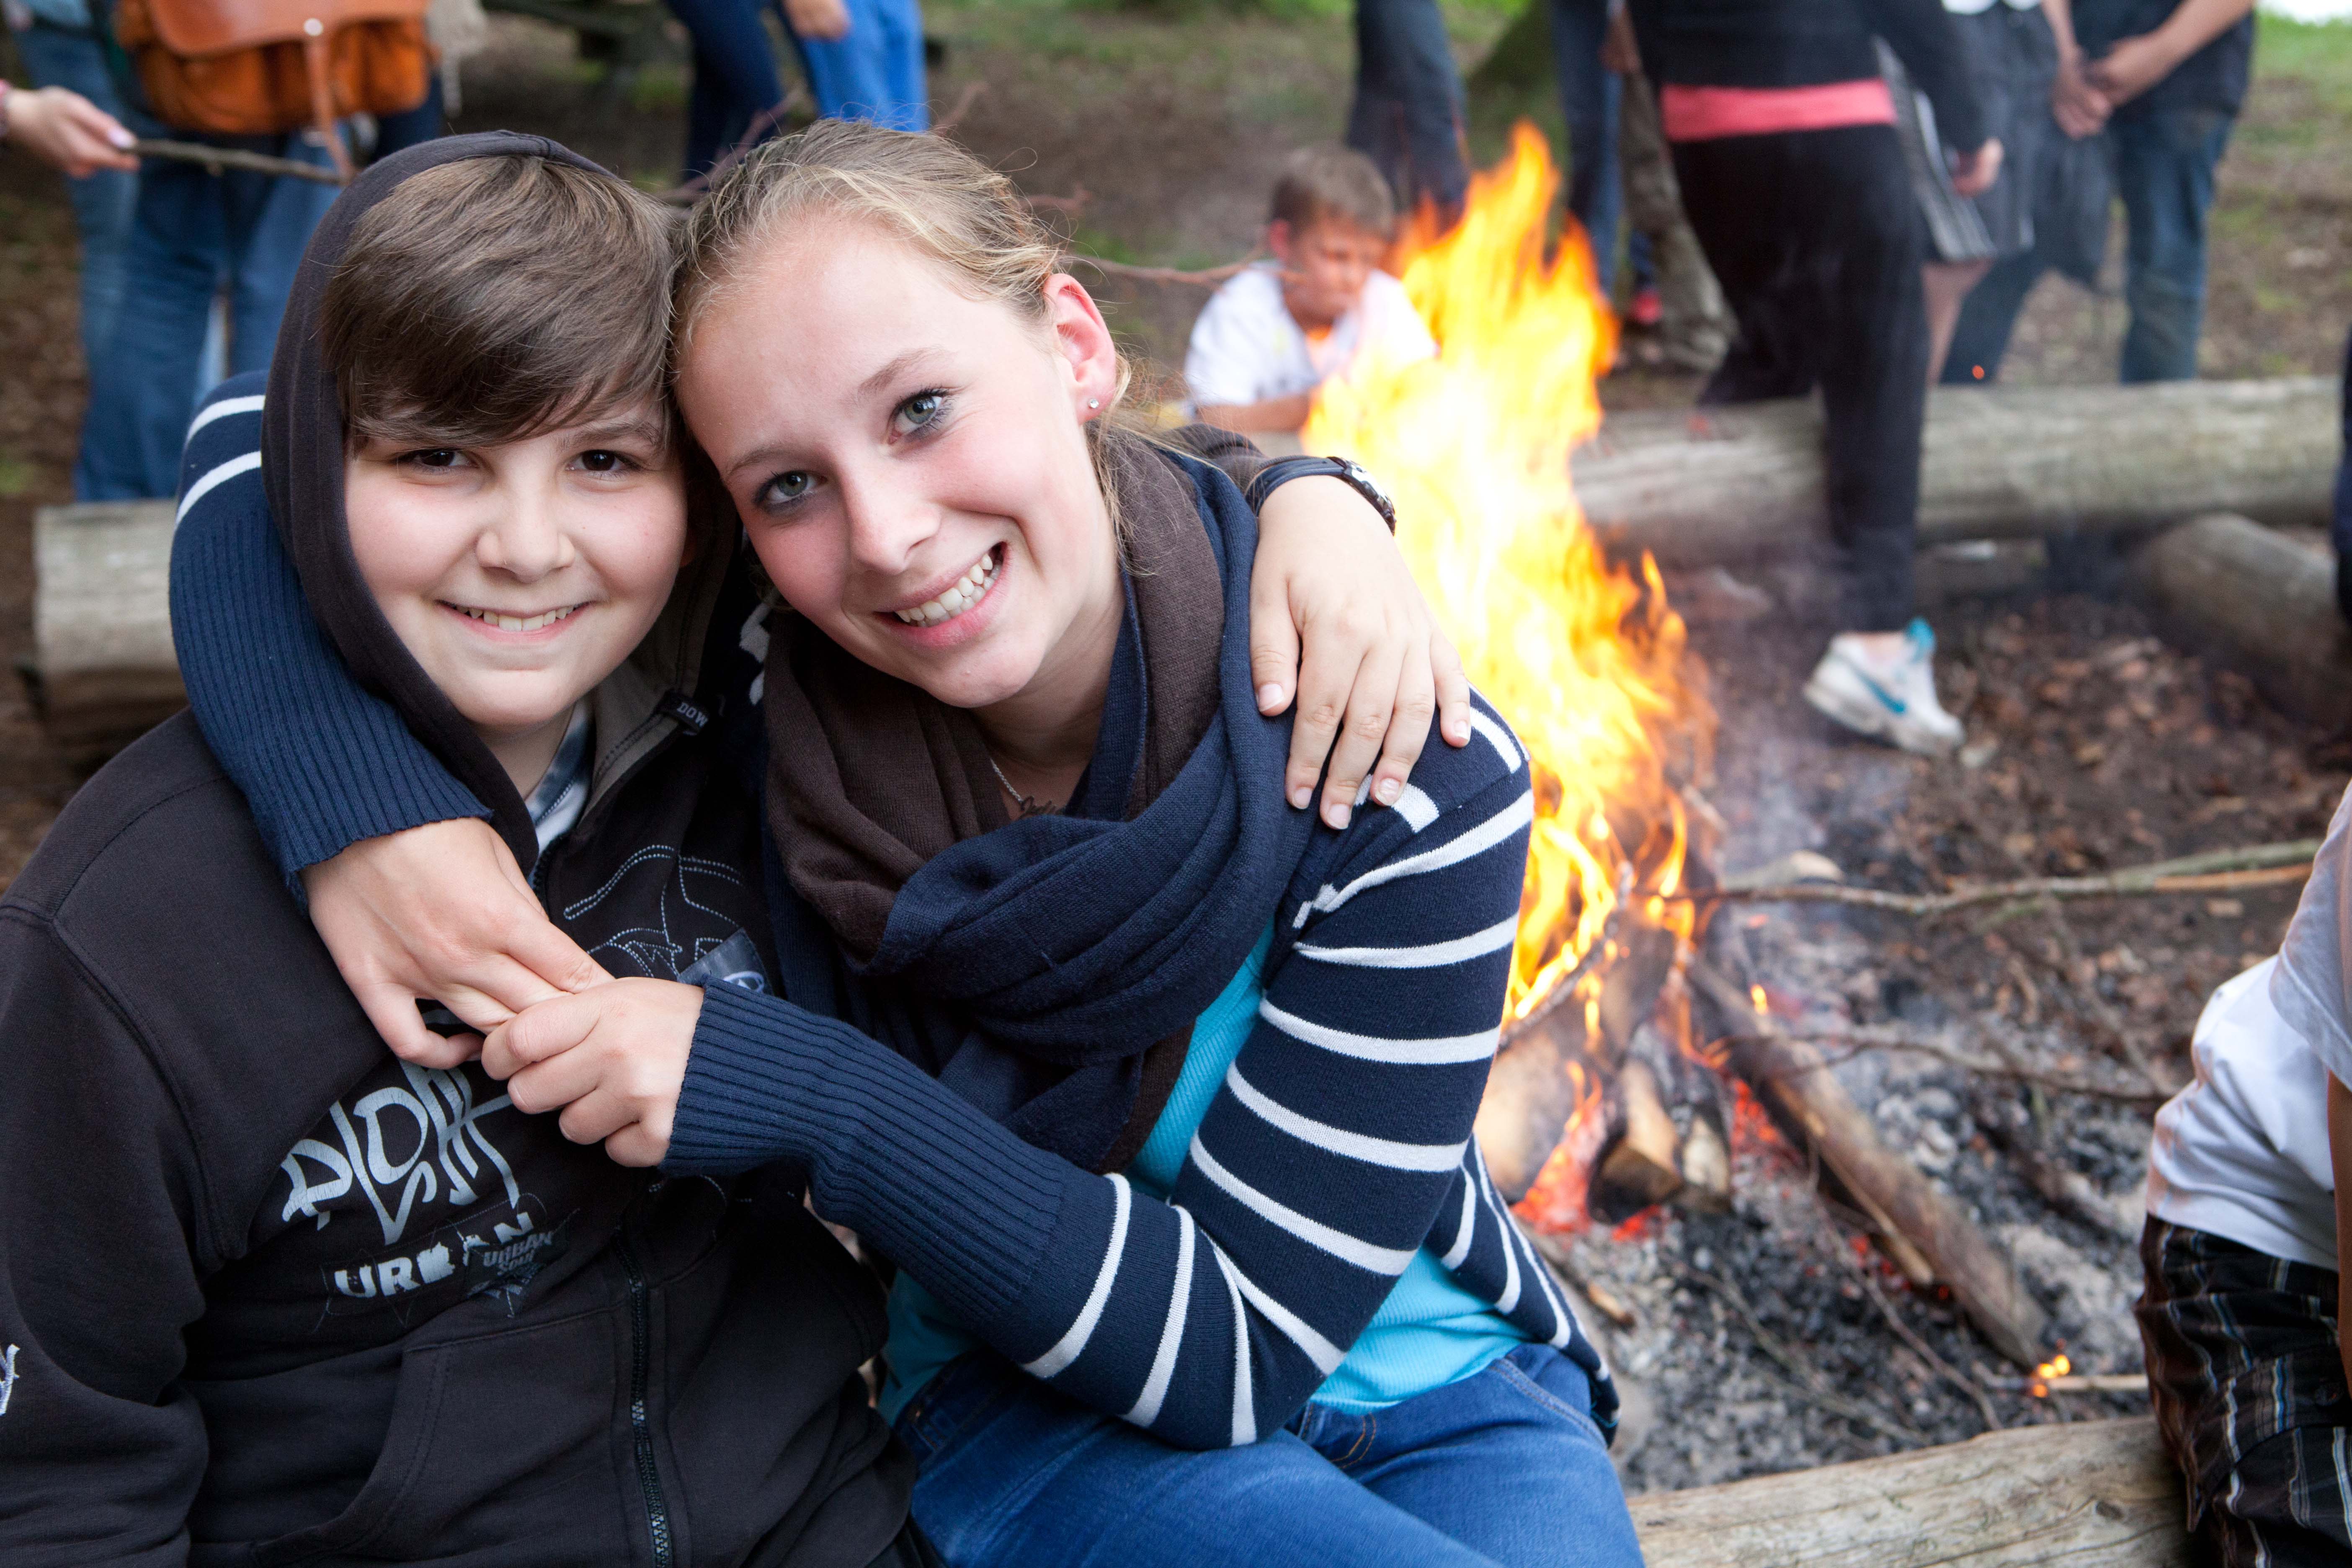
[{"xmin": 615, "ymin": 1231, "xmax": 675, "ymax": 1568}]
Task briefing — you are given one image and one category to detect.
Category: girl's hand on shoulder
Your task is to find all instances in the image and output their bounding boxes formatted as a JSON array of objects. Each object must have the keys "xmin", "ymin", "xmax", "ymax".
[
  {"xmin": 302, "ymin": 818, "xmax": 611, "ymax": 1067},
  {"xmin": 1251, "ymin": 474, "xmax": 1471, "ymax": 831},
  {"xmin": 484, "ymin": 979, "xmax": 705, "ymax": 1168}
]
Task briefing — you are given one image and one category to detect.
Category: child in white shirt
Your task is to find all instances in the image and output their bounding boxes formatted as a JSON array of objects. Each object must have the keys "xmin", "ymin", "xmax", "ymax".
[
  {"xmin": 1184, "ymin": 144, "xmax": 1436, "ymax": 437},
  {"xmin": 2140, "ymin": 783, "xmax": 2352, "ymax": 1564}
]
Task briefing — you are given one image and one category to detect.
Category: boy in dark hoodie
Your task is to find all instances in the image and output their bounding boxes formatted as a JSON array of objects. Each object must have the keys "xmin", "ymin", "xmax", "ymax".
[{"xmin": 0, "ymin": 134, "xmax": 929, "ymax": 1566}]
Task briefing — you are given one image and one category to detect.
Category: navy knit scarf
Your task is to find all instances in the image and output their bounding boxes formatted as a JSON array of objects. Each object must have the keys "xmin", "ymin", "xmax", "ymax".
[{"xmin": 765, "ymin": 444, "xmax": 1315, "ymax": 1171}]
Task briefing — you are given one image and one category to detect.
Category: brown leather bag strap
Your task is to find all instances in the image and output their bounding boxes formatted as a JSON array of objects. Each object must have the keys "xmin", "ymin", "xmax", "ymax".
[{"xmin": 299, "ymin": 24, "xmax": 352, "ymax": 179}]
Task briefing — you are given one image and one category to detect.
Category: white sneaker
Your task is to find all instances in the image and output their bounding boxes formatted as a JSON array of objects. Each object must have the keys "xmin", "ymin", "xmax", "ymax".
[{"xmin": 1802, "ymin": 619, "xmax": 1965, "ymax": 757}]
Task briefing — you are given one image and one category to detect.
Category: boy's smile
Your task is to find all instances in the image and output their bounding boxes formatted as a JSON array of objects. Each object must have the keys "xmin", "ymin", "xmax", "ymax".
[{"xmin": 345, "ymin": 405, "xmax": 687, "ymax": 798}]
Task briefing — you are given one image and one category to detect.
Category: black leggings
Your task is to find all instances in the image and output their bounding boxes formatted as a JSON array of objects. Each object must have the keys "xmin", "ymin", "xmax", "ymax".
[{"xmin": 1671, "ymin": 123, "xmax": 1929, "ymax": 632}]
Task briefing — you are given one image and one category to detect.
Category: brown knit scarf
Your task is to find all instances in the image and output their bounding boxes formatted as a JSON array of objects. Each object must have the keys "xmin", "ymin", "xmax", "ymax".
[{"xmin": 763, "ymin": 431, "xmax": 1225, "ymax": 1168}]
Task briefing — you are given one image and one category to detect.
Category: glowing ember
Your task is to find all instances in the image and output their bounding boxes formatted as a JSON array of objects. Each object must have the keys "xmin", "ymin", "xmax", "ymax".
[
  {"xmin": 1303, "ymin": 123, "xmax": 1714, "ymax": 1029},
  {"xmin": 2029, "ymin": 1351, "xmax": 2073, "ymax": 1397}
]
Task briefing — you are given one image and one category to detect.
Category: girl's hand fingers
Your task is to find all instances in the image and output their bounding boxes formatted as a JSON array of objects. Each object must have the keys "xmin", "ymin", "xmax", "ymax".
[
  {"xmin": 556, "ymin": 1086, "xmax": 635, "ymax": 1147},
  {"xmin": 1432, "ymin": 628, "xmax": 1473, "ymax": 747},
  {"xmin": 1365, "ymin": 637, "xmax": 1439, "ymax": 810},
  {"xmin": 604, "ymin": 1111, "xmax": 673, "ymax": 1168},
  {"xmin": 1248, "ymin": 557, "xmax": 1303, "ymax": 721},
  {"xmin": 1318, "ymin": 614, "xmax": 1406, "ymax": 830},
  {"xmin": 482, "ymin": 993, "xmax": 597, "ymax": 1081},
  {"xmin": 1286, "ymin": 606, "xmax": 1374, "ymax": 813},
  {"xmin": 350, "ymin": 979, "xmax": 482, "ymax": 1069}
]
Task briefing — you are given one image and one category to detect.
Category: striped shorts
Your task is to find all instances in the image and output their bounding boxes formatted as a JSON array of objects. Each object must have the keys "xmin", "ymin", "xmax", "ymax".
[{"xmin": 2136, "ymin": 1217, "xmax": 2352, "ymax": 1566}]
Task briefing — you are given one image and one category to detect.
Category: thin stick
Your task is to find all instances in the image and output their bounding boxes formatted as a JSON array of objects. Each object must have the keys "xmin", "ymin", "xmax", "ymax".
[
  {"xmin": 1979, "ymin": 1372, "xmax": 2148, "ymax": 1395},
  {"xmin": 1688, "ymin": 840, "xmax": 2317, "ymax": 919},
  {"xmin": 1524, "ymin": 1225, "xmax": 1638, "ymax": 1329},
  {"xmin": 1756, "ymin": 1025, "xmax": 2166, "ymax": 1105},
  {"xmin": 133, "ymin": 138, "xmax": 344, "ymax": 185},
  {"xmin": 1814, "ymin": 1201, "xmax": 2006, "ymax": 1432},
  {"xmin": 931, "ymin": 80, "xmax": 988, "ymax": 134},
  {"xmin": 1066, "ymin": 253, "xmax": 1260, "ymax": 288}
]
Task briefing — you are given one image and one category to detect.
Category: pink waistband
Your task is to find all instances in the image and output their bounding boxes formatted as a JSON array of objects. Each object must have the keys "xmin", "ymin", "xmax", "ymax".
[{"xmin": 1658, "ymin": 80, "xmax": 1897, "ymax": 143}]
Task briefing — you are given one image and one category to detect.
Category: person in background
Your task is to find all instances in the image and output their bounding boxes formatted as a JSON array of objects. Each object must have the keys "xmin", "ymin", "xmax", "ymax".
[
  {"xmin": 1617, "ymin": 0, "xmax": 1994, "ymax": 758},
  {"xmin": 1944, "ymin": 0, "xmax": 2253, "ymax": 385},
  {"xmin": 4, "ymin": 0, "xmax": 137, "ymax": 368},
  {"xmin": 2138, "ymin": 783, "xmax": 2352, "ymax": 1564},
  {"xmin": 664, "ymin": 0, "xmax": 925, "ymax": 182},
  {"xmin": 1346, "ymin": 0, "xmax": 1468, "ymax": 226},
  {"xmin": 2333, "ymin": 325, "xmax": 2350, "ymax": 624},
  {"xmin": 1546, "ymin": 0, "xmax": 1655, "ymax": 315},
  {"xmin": 1184, "ymin": 143, "xmax": 1436, "ymax": 441}
]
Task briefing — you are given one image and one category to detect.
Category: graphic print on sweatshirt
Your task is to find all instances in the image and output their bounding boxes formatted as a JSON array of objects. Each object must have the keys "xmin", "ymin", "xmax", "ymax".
[{"xmin": 273, "ymin": 1060, "xmax": 585, "ymax": 1325}]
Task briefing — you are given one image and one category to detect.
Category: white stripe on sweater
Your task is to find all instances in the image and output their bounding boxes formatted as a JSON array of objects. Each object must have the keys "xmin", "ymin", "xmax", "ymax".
[
  {"xmin": 1393, "ymin": 784, "xmax": 1440, "ymax": 831},
  {"xmin": 1228, "ymin": 1256, "xmax": 1347, "ymax": 1373},
  {"xmin": 1257, "ymin": 998, "xmax": 1497, "ymax": 1065},
  {"xmin": 1210, "ymin": 1246, "xmax": 1256, "ymax": 1445},
  {"xmin": 1024, "ymin": 1174, "xmax": 1133, "ymax": 1379},
  {"xmin": 1190, "ymin": 1135, "xmax": 1417, "ymax": 1275},
  {"xmin": 1440, "ymin": 1160, "xmax": 1478, "ymax": 1270},
  {"xmin": 1295, "ymin": 913, "xmax": 1519, "ymax": 970},
  {"xmin": 1474, "ymin": 1155, "xmax": 1522, "ymax": 1314},
  {"xmin": 1225, "ymin": 1064, "xmax": 1466, "ymax": 1171},
  {"xmin": 1468, "ymin": 709, "xmax": 1524, "ymax": 773},
  {"xmin": 1293, "ymin": 790, "xmax": 1533, "ymax": 927},
  {"xmin": 186, "ymin": 392, "xmax": 264, "ymax": 439},
  {"xmin": 1126, "ymin": 1207, "xmax": 1196, "ymax": 1428},
  {"xmin": 177, "ymin": 451, "xmax": 263, "ymax": 524}
]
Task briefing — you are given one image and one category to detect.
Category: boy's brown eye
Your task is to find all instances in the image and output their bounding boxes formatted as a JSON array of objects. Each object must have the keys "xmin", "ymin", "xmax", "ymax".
[
  {"xmin": 407, "ymin": 448, "xmax": 462, "ymax": 469},
  {"xmin": 580, "ymin": 450, "xmax": 625, "ymax": 473}
]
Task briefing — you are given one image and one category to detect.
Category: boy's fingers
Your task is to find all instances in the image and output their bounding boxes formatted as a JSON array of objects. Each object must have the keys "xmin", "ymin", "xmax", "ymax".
[
  {"xmin": 353, "ymin": 980, "xmax": 480, "ymax": 1069},
  {"xmin": 557, "ymin": 1086, "xmax": 634, "ymax": 1147},
  {"xmin": 1432, "ymin": 629, "xmax": 1473, "ymax": 747},
  {"xmin": 1318, "ymin": 628, "xmax": 1402, "ymax": 831},
  {"xmin": 1248, "ymin": 568, "xmax": 1302, "ymax": 719},
  {"xmin": 503, "ymin": 1039, "xmax": 605, "ymax": 1117},
  {"xmin": 1366, "ymin": 643, "xmax": 1438, "ymax": 807},
  {"xmin": 482, "ymin": 995, "xmax": 596, "ymax": 1079}
]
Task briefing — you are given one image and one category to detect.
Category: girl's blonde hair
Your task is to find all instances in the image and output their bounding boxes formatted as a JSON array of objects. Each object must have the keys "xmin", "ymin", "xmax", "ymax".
[{"xmin": 674, "ymin": 121, "xmax": 1143, "ymax": 529}]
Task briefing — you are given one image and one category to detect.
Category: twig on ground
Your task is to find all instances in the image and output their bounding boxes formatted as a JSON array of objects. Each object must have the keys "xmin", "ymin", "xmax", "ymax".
[
  {"xmin": 1023, "ymin": 185, "xmax": 1092, "ymax": 215},
  {"xmin": 1686, "ymin": 840, "xmax": 2316, "ymax": 920},
  {"xmin": 1800, "ymin": 1194, "xmax": 2006, "ymax": 1433},
  {"xmin": 1675, "ymin": 1264, "xmax": 1928, "ymax": 1446},
  {"xmin": 1066, "ymin": 253, "xmax": 1261, "ymax": 288},
  {"xmin": 931, "ymin": 80, "xmax": 988, "ymax": 134},
  {"xmin": 659, "ymin": 90, "xmax": 810, "ymax": 205},
  {"xmin": 1756, "ymin": 1024, "xmax": 2166, "ymax": 1105},
  {"xmin": 134, "ymin": 139, "xmax": 343, "ymax": 185},
  {"xmin": 1977, "ymin": 1372, "xmax": 2148, "ymax": 1395}
]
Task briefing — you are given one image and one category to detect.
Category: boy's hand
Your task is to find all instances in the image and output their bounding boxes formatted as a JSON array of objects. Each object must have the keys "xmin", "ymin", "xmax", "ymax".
[
  {"xmin": 1251, "ymin": 474, "xmax": 1472, "ymax": 831},
  {"xmin": 485, "ymin": 979, "xmax": 704, "ymax": 1168},
  {"xmin": 2051, "ymin": 59, "xmax": 2112, "ymax": 138},
  {"xmin": 2086, "ymin": 33, "xmax": 2183, "ymax": 105},
  {"xmin": 303, "ymin": 817, "xmax": 611, "ymax": 1067},
  {"xmin": 784, "ymin": 0, "xmax": 851, "ymax": 40},
  {"xmin": 1947, "ymin": 138, "xmax": 2003, "ymax": 198}
]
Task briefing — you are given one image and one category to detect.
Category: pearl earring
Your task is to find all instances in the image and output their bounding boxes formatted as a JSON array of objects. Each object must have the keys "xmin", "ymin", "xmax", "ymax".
[{"xmin": 1087, "ymin": 398, "xmax": 1101, "ymax": 409}]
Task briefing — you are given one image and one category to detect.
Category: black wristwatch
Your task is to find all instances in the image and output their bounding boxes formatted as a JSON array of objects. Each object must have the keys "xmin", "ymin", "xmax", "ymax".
[{"xmin": 1245, "ymin": 456, "xmax": 1398, "ymax": 534}]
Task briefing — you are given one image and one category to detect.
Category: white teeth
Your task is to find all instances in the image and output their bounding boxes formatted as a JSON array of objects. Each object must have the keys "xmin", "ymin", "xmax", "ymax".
[
  {"xmin": 456, "ymin": 604, "xmax": 581, "ymax": 633},
  {"xmin": 892, "ymin": 549, "xmax": 999, "ymax": 626}
]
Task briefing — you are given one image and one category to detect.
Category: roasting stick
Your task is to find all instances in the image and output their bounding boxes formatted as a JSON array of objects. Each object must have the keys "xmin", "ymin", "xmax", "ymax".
[
  {"xmin": 132, "ymin": 139, "xmax": 345, "ymax": 185},
  {"xmin": 1684, "ymin": 839, "xmax": 2318, "ymax": 919}
]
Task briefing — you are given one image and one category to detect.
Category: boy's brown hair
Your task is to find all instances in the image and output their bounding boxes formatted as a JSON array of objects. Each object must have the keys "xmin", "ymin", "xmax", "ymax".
[
  {"xmin": 323, "ymin": 155, "xmax": 678, "ymax": 449},
  {"xmin": 1268, "ymin": 144, "xmax": 1397, "ymax": 241}
]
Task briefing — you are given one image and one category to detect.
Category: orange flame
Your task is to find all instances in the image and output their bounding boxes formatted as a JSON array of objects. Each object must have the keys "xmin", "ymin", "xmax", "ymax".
[{"xmin": 1303, "ymin": 124, "xmax": 1713, "ymax": 1024}]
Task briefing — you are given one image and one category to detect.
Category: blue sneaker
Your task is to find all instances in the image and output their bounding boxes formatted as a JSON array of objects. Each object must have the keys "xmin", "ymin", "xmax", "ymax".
[{"xmin": 1802, "ymin": 618, "xmax": 1965, "ymax": 757}]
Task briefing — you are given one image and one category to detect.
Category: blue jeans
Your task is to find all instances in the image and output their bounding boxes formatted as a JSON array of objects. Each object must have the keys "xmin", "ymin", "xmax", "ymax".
[
  {"xmin": 73, "ymin": 129, "xmax": 341, "ymax": 500},
  {"xmin": 1943, "ymin": 106, "xmax": 2233, "ymax": 387},
  {"xmin": 10, "ymin": 20, "xmax": 138, "ymax": 368},
  {"xmin": 1546, "ymin": 0, "xmax": 1621, "ymax": 298},
  {"xmin": 789, "ymin": 0, "xmax": 929, "ymax": 131},
  {"xmin": 1347, "ymin": 0, "xmax": 1469, "ymax": 219},
  {"xmin": 894, "ymin": 1344, "xmax": 1643, "ymax": 1568}
]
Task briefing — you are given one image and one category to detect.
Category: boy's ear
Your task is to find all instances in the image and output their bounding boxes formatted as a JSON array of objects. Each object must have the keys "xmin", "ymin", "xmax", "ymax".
[{"xmin": 1267, "ymin": 219, "xmax": 1295, "ymax": 266}]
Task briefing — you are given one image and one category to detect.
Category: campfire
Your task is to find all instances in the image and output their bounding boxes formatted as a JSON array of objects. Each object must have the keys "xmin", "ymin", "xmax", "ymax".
[{"xmin": 1302, "ymin": 125, "xmax": 1724, "ymax": 1236}]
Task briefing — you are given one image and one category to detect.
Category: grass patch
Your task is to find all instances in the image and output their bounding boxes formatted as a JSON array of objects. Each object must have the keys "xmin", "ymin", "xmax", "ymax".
[{"xmin": 0, "ymin": 458, "xmax": 34, "ymax": 500}]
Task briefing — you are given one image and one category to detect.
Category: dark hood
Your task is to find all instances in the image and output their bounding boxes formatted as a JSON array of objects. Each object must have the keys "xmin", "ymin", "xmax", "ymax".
[{"xmin": 263, "ymin": 133, "xmax": 724, "ymax": 874}]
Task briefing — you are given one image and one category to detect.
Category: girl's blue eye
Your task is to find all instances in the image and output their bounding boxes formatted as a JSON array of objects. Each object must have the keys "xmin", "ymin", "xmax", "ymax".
[
  {"xmin": 760, "ymin": 471, "xmax": 816, "ymax": 509},
  {"xmin": 896, "ymin": 389, "xmax": 949, "ymax": 436}
]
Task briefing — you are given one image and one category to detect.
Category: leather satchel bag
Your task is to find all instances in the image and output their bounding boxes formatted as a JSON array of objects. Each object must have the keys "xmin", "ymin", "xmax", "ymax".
[{"xmin": 114, "ymin": 0, "xmax": 433, "ymax": 175}]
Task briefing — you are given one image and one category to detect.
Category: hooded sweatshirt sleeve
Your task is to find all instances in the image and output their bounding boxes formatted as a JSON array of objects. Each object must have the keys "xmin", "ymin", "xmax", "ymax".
[
  {"xmin": 1867, "ymin": 0, "xmax": 1988, "ymax": 153},
  {"xmin": 0, "ymin": 909, "xmax": 213, "ymax": 1565},
  {"xmin": 169, "ymin": 376, "xmax": 489, "ymax": 885}
]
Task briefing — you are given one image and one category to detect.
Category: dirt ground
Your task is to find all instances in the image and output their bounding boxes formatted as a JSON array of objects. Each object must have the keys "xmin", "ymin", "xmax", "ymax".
[{"xmin": 3, "ymin": 0, "xmax": 2349, "ymax": 1493}]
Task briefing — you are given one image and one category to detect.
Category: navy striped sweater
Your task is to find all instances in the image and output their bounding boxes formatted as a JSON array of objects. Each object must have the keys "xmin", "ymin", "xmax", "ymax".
[{"xmin": 168, "ymin": 377, "xmax": 1611, "ymax": 1451}]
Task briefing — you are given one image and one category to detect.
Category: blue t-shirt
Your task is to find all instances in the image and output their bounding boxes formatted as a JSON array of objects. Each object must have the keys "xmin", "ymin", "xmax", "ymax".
[{"xmin": 878, "ymin": 928, "xmax": 1529, "ymax": 1424}]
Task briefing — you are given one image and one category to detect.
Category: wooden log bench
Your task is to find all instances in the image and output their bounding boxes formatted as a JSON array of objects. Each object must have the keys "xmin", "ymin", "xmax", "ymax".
[
  {"xmin": 25, "ymin": 500, "xmax": 183, "ymax": 755},
  {"xmin": 1633, "ymin": 1417, "xmax": 2189, "ymax": 1568}
]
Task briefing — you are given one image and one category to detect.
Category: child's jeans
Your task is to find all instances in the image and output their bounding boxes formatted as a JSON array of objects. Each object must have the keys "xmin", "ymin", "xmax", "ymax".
[
  {"xmin": 892, "ymin": 1342, "xmax": 1643, "ymax": 1568},
  {"xmin": 2138, "ymin": 1217, "xmax": 2352, "ymax": 1566},
  {"xmin": 788, "ymin": 0, "xmax": 928, "ymax": 132}
]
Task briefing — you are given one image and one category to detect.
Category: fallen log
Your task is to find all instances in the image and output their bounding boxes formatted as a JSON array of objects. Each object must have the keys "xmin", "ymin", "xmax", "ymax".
[
  {"xmin": 2128, "ymin": 512, "xmax": 2352, "ymax": 731},
  {"xmin": 1578, "ymin": 378, "xmax": 2337, "ymax": 568},
  {"xmin": 1687, "ymin": 957, "xmax": 2050, "ymax": 1368},
  {"xmin": 1632, "ymin": 1416, "xmax": 2188, "ymax": 1568},
  {"xmin": 27, "ymin": 500, "xmax": 183, "ymax": 752}
]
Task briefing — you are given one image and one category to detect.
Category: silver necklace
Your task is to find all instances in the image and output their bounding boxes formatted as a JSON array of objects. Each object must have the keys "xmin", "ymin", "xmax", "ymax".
[{"xmin": 985, "ymin": 751, "xmax": 1062, "ymax": 818}]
